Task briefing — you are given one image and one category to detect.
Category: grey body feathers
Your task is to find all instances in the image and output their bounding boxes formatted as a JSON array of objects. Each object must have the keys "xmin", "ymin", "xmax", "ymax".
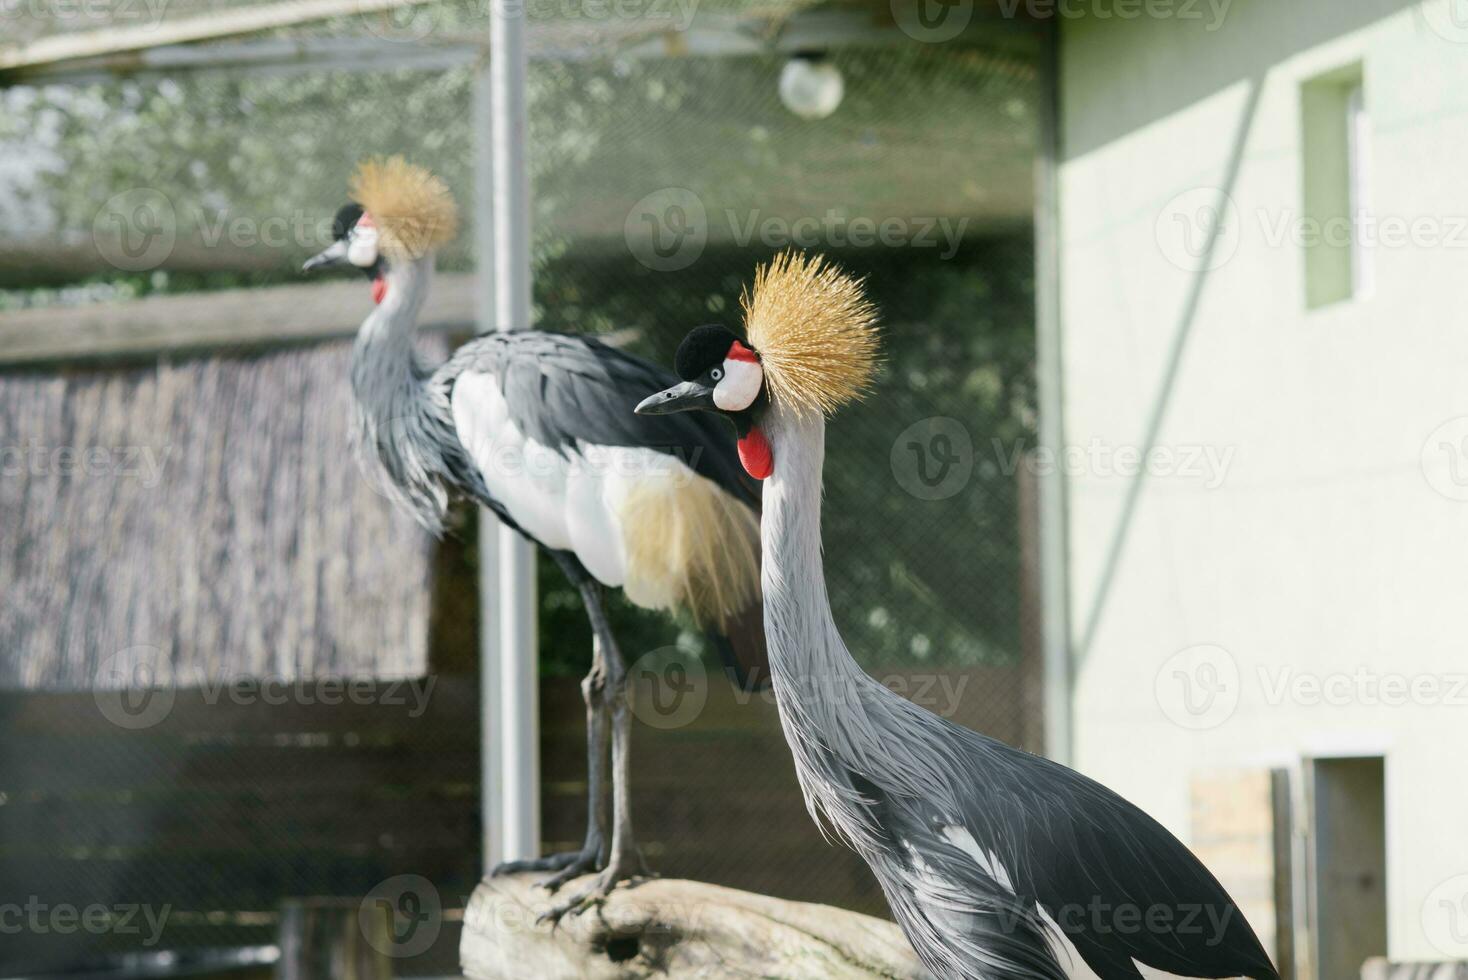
[
  {"xmin": 346, "ymin": 257, "xmax": 768, "ymax": 687},
  {"xmin": 758, "ymin": 407, "xmax": 1276, "ymax": 980}
]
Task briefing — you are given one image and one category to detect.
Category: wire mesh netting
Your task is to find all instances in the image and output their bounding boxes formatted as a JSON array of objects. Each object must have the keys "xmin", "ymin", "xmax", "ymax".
[{"xmin": 0, "ymin": 2, "xmax": 1045, "ymax": 974}]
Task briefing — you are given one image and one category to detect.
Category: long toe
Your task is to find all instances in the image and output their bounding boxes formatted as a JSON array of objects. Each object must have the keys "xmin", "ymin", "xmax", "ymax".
[
  {"xmin": 491, "ymin": 851, "xmax": 581, "ymax": 877},
  {"xmin": 535, "ymin": 863, "xmax": 642, "ymax": 926},
  {"xmin": 605, "ymin": 859, "xmax": 643, "ymax": 888},
  {"xmin": 539, "ymin": 848, "xmax": 604, "ymax": 893},
  {"xmin": 536, "ymin": 885, "xmax": 602, "ymax": 926}
]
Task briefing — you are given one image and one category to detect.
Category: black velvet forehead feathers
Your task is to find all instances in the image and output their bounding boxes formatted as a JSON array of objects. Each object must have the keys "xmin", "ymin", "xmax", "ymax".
[
  {"xmin": 674, "ymin": 324, "xmax": 741, "ymax": 381},
  {"xmin": 330, "ymin": 201, "xmax": 383, "ymax": 281},
  {"xmin": 332, "ymin": 203, "xmax": 365, "ymax": 241}
]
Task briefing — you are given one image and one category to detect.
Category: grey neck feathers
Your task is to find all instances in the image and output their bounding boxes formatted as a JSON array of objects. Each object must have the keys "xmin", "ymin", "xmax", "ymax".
[
  {"xmin": 760, "ymin": 405, "xmax": 864, "ymax": 691},
  {"xmin": 349, "ymin": 256, "xmax": 454, "ymax": 533},
  {"xmin": 761, "ymin": 406, "xmax": 883, "ymax": 799},
  {"xmin": 761, "ymin": 402, "xmax": 967, "ymax": 842},
  {"xmin": 351, "ymin": 256, "xmax": 433, "ymax": 390}
]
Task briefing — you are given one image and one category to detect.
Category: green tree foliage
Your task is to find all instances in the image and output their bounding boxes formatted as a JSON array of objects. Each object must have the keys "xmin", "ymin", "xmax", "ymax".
[{"xmin": 3, "ymin": 33, "xmax": 1038, "ymax": 675}]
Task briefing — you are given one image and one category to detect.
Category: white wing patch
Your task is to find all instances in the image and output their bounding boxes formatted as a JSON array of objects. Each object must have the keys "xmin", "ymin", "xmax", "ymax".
[
  {"xmin": 941, "ymin": 824, "xmax": 1014, "ymax": 891},
  {"xmin": 562, "ymin": 447, "xmax": 628, "ymax": 588},
  {"xmin": 935, "ymin": 823, "xmax": 1211, "ymax": 980},
  {"xmin": 451, "ymin": 371, "xmax": 757, "ymax": 620},
  {"xmin": 452, "ymin": 372, "xmax": 575, "ymax": 553}
]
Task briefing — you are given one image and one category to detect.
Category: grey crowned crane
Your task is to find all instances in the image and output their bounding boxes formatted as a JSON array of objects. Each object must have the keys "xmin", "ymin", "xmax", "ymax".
[
  {"xmin": 636, "ymin": 252, "xmax": 1279, "ymax": 980},
  {"xmin": 302, "ymin": 159, "xmax": 766, "ymax": 915}
]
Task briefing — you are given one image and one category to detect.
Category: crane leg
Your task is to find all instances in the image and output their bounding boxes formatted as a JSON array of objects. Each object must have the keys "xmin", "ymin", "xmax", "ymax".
[
  {"xmin": 491, "ymin": 650, "xmax": 609, "ymax": 882},
  {"xmin": 537, "ymin": 580, "xmax": 649, "ymax": 923},
  {"xmin": 602, "ymin": 602, "xmax": 648, "ymax": 881},
  {"xmin": 492, "ymin": 557, "xmax": 609, "ymax": 884},
  {"xmin": 532, "ymin": 628, "xmax": 611, "ymax": 890}
]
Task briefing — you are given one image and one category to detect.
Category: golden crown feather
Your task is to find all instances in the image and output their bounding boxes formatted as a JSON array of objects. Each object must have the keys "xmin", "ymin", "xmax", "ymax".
[
  {"xmin": 349, "ymin": 156, "xmax": 459, "ymax": 260},
  {"xmin": 742, "ymin": 251, "xmax": 881, "ymax": 416}
]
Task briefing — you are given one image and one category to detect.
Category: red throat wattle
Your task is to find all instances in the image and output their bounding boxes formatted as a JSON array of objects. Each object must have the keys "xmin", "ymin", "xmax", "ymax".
[
  {"xmin": 371, "ymin": 277, "xmax": 388, "ymax": 305},
  {"xmin": 738, "ymin": 427, "xmax": 773, "ymax": 480}
]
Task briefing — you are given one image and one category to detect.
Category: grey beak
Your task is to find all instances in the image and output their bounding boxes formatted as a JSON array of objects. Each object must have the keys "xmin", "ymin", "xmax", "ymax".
[
  {"xmin": 635, "ymin": 380, "xmax": 716, "ymax": 416},
  {"xmin": 302, "ymin": 238, "xmax": 349, "ymax": 273}
]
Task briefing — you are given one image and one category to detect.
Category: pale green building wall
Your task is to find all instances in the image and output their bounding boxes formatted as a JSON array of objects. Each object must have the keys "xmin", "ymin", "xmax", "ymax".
[{"xmin": 1059, "ymin": 0, "xmax": 1468, "ymax": 965}]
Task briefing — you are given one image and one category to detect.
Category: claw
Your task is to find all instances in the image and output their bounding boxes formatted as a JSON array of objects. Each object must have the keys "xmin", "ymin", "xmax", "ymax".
[
  {"xmin": 534, "ymin": 861, "xmax": 643, "ymax": 926},
  {"xmin": 539, "ymin": 849, "xmax": 603, "ymax": 893},
  {"xmin": 536, "ymin": 889, "xmax": 605, "ymax": 927},
  {"xmin": 491, "ymin": 850, "xmax": 587, "ymax": 878}
]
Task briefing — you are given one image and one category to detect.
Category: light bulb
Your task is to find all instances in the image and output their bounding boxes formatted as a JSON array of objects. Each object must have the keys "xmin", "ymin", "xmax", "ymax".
[{"xmin": 779, "ymin": 56, "xmax": 844, "ymax": 121}]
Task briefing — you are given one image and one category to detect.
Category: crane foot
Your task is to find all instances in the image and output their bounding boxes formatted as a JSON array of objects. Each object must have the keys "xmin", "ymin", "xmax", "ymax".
[
  {"xmin": 491, "ymin": 850, "xmax": 590, "ymax": 878},
  {"xmin": 538, "ymin": 845, "xmax": 604, "ymax": 892},
  {"xmin": 534, "ymin": 858, "xmax": 649, "ymax": 926}
]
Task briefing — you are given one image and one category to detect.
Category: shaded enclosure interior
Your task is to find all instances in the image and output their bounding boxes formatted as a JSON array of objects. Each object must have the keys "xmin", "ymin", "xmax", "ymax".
[{"xmin": 0, "ymin": 3, "xmax": 1044, "ymax": 973}]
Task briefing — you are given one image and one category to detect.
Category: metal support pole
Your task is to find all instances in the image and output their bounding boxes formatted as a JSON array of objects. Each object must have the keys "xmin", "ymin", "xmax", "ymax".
[
  {"xmin": 484, "ymin": 2, "xmax": 540, "ymax": 867},
  {"xmin": 471, "ymin": 62, "xmax": 504, "ymax": 873},
  {"xmin": 1033, "ymin": 22, "xmax": 1073, "ymax": 767}
]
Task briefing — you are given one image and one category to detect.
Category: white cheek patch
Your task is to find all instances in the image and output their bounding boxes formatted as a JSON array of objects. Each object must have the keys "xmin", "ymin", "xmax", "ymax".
[
  {"xmin": 347, "ymin": 226, "xmax": 379, "ymax": 268},
  {"xmin": 713, "ymin": 357, "xmax": 763, "ymax": 412}
]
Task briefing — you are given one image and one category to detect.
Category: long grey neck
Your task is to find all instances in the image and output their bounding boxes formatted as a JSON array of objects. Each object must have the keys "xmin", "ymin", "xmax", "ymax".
[
  {"xmin": 349, "ymin": 255, "xmax": 452, "ymax": 532},
  {"xmin": 351, "ymin": 255, "xmax": 434, "ymax": 402},
  {"xmin": 760, "ymin": 405, "xmax": 869, "ymax": 699},
  {"xmin": 762, "ymin": 404, "xmax": 938, "ymax": 835},
  {"xmin": 762, "ymin": 405, "xmax": 951, "ymax": 836}
]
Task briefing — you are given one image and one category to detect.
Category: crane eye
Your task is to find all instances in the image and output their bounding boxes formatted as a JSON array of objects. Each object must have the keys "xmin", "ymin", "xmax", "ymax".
[{"xmin": 710, "ymin": 367, "xmax": 724, "ymax": 382}]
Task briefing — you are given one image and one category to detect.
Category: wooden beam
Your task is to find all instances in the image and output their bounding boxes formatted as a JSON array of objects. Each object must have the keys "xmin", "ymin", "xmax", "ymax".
[
  {"xmin": 1, "ymin": 1, "xmax": 1041, "ymax": 80},
  {"xmin": 2, "ymin": 37, "xmax": 482, "ymax": 86},
  {"xmin": 0, "ymin": 0, "xmax": 440, "ymax": 71},
  {"xmin": 0, "ymin": 239, "xmax": 281, "ymax": 290},
  {"xmin": 0, "ymin": 274, "xmax": 638, "ymax": 367},
  {"xmin": 0, "ymin": 274, "xmax": 474, "ymax": 367}
]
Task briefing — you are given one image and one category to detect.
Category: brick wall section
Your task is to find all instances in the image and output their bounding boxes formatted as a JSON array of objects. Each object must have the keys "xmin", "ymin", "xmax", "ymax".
[{"xmin": 1190, "ymin": 767, "xmax": 1282, "ymax": 965}]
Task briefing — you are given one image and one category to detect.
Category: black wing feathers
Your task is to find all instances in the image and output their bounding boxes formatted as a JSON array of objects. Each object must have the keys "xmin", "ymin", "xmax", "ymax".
[
  {"xmin": 953, "ymin": 730, "xmax": 1279, "ymax": 980},
  {"xmin": 849, "ymin": 773, "xmax": 1071, "ymax": 980},
  {"xmin": 447, "ymin": 331, "xmax": 759, "ymax": 510},
  {"xmin": 442, "ymin": 331, "xmax": 771, "ymax": 690}
]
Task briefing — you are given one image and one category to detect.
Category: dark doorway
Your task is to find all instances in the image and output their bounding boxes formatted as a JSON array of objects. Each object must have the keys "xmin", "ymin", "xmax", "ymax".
[{"xmin": 1310, "ymin": 755, "xmax": 1387, "ymax": 979}]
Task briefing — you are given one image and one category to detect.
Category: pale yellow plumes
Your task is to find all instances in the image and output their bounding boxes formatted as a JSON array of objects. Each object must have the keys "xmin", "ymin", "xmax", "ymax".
[
  {"xmin": 620, "ymin": 474, "xmax": 761, "ymax": 630},
  {"xmin": 349, "ymin": 156, "xmax": 459, "ymax": 260},
  {"xmin": 742, "ymin": 250, "xmax": 880, "ymax": 416}
]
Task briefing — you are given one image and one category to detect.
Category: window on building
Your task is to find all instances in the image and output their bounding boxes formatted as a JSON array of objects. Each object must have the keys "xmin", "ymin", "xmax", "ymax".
[{"xmin": 1301, "ymin": 64, "xmax": 1371, "ymax": 309}]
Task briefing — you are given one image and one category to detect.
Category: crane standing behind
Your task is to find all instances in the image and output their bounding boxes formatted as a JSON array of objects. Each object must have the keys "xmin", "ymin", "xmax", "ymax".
[{"xmin": 302, "ymin": 158, "xmax": 766, "ymax": 919}]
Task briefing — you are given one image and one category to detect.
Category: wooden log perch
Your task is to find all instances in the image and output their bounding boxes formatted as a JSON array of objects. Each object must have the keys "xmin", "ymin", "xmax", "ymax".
[
  {"xmin": 461, "ymin": 873, "xmax": 932, "ymax": 980},
  {"xmin": 1361, "ymin": 959, "xmax": 1468, "ymax": 980}
]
